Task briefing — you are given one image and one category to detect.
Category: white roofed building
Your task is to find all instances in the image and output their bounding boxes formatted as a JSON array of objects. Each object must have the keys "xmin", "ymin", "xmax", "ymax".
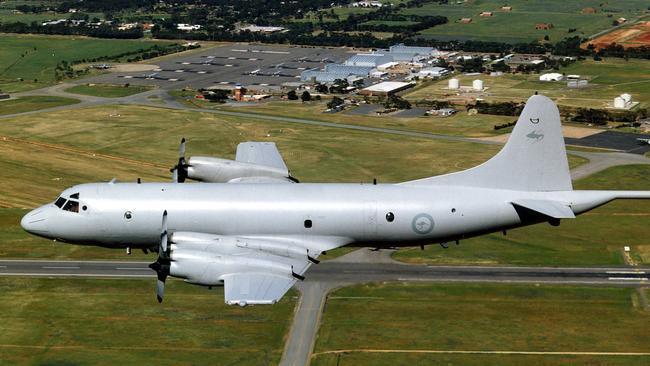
[
  {"xmin": 418, "ymin": 67, "xmax": 450, "ymax": 78},
  {"xmin": 539, "ymin": 73, "xmax": 564, "ymax": 81},
  {"xmin": 344, "ymin": 54, "xmax": 393, "ymax": 68},
  {"xmin": 359, "ymin": 81, "xmax": 414, "ymax": 96}
]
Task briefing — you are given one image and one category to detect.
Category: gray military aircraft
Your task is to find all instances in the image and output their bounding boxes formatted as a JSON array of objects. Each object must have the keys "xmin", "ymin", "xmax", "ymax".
[{"xmin": 21, "ymin": 95, "xmax": 650, "ymax": 306}]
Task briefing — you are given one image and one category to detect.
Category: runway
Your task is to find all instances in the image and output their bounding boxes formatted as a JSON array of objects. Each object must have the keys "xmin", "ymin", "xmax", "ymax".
[{"xmin": 0, "ymin": 259, "xmax": 647, "ymax": 285}]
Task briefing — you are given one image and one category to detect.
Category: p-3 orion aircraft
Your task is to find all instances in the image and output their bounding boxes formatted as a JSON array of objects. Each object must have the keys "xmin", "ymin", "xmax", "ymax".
[{"xmin": 21, "ymin": 95, "xmax": 650, "ymax": 306}]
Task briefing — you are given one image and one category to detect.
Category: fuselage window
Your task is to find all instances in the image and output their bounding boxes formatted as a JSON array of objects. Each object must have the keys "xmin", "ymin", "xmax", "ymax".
[
  {"xmin": 54, "ymin": 197, "xmax": 67, "ymax": 208},
  {"xmin": 63, "ymin": 200, "xmax": 80, "ymax": 213}
]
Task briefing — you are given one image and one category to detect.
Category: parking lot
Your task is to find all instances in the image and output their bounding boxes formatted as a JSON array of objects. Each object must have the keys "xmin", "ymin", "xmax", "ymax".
[
  {"xmin": 83, "ymin": 43, "xmax": 353, "ymax": 91},
  {"xmin": 566, "ymin": 131, "xmax": 650, "ymax": 154}
]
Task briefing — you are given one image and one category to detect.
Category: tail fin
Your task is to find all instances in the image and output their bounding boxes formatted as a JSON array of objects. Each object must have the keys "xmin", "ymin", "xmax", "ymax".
[{"xmin": 404, "ymin": 95, "xmax": 572, "ymax": 191}]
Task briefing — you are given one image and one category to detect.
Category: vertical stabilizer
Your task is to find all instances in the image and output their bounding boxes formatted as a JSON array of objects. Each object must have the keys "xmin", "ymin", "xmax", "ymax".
[{"xmin": 404, "ymin": 95, "xmax": 572, "ymax": 191}]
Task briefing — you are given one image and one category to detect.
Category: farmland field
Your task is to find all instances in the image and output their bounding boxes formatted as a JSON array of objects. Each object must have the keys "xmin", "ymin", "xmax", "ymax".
[
  {"xmin": 401, "ymin": 0, "xmax": 650, "ymax": 43},
  {"xmin": 0, "ymin": 34, "xmax": 171, "ymax": 92},
  {"xmin": 312, "ymin": 283, "xmax": 650, "ymax": 366}
]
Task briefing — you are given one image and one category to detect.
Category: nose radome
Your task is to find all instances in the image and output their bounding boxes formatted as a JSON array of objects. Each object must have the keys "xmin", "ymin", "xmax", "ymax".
[{"xmin": 21, "ymin": 208, "xmax": 49, "ymax": 234}]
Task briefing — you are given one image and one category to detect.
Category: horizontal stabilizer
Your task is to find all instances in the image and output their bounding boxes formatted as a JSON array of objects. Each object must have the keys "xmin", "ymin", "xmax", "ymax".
[{"xmin": 511, "ymin": 199, "xmax": 575, "ymax": 219}]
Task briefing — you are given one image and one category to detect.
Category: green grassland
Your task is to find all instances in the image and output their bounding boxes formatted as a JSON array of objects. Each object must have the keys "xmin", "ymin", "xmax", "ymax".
[
  {"xmin": 401, "ymin": 0, "xmax": 650, "ymax": 43},
  {"xmin": 312, "ymin": 283, "xmax": 650, "ymax": 366},
  {"xmin": 405, "ymin": 58, "xmax": 650, "ymax": 109},
  {"xmin": 0, "ymin": 34, "xmax": 170, "ymax": 92},
  {"xmin": 394, "ymin": 164, "xmax": 650, "ymax": 266},
  {"xmin": 65, "ymin": 83, "xmax": 153, "ymax": 98},
  {"xmin": 0, "ymin": 277, "xmax": 295, "ymax": 365},
  {"xmin": 0, "ymin": 104, "xmax": 505, "ymax": 259},
  {"xmin": 0, "ymin": 95, "xmax": 79, "ymax": 115},
  {"xmin": 190, "ymin": 99, "xmax": 516, "ymax": 138}
]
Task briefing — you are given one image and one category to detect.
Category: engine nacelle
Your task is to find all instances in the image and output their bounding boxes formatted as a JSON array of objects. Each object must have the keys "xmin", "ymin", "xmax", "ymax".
[
  {"xmin": 187, "ymin": 156, "xmax": 289, "ymax": 183},
  {"xmin": 169, "ymin": 247, "xmax": 294, "ymax": 286}
]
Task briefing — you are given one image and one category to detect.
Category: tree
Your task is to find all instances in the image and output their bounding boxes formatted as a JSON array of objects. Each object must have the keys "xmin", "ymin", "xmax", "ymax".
[
  {"xmin": 327, "ymin": 96, "xmax": 344, "ymax": 109},
  {"xmin": 315, "ymin": 83, "xmax": 328, "ymax": 93},
  {"xmin": 287, "ymin": 90, "xmax": 298, "ymax": 100},
  {"xmin": 300, "ymin": 91, "xmax": 311, "ymax": 102},
  {"xmin": 384, "ymin": 95, "xmax": 411, "ymax": 110}
]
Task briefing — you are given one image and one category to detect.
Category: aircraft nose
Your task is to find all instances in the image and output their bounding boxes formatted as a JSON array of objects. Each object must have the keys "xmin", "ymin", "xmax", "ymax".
[{"xmin": 21, "ymin": 207, "xmax": 50, "ymax": 235}]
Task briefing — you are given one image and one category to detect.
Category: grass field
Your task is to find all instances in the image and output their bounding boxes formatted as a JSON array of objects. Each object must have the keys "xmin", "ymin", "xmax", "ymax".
[
  {"xmin": 405, "ymin": 58, "xmax": 650, "ymax": 110},
  {"xmin": 181, "ymin": 98, "xmax": 517, "ymax": 138},
  {"xmin": 312, "ymin": 283, "xmax": 650, "ymax": 366},
  {"xmin": 0, "ymin": 277, "xmax": 295, "ymax": 365},
  {"xmin": 401, "ymin": 0, "xmax": 650, "ymax": 43},
  {"xmin": 0, "ymin": 34, "xmax": 170, "ymax": 92},
  {"xmin": 0, "ymin": 95, "xmax": 79, "ymax": 115},
  {"xmin": 65, "ymin": 83, "xmax": 153, "ymax": 98},
  {"xmin": 394, "ymin": 164, "xmax": 650, "ymax": 266}
]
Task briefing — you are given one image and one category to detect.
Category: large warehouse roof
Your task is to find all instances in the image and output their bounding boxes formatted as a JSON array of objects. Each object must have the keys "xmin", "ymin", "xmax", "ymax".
[
  {"xmin": 388, "ymin": 44, "xmax": 434, "ymax": 56},
  {"xmin": 344, "ymin": 54, "xmax": 393, "ymax": 67},
  {"xmin": 324, "ymin": 64, "xmax": 375, "ymax": 76},
  {"xmin": 360, "ymin": 81, "xmax": 414, "ymax": 95}
]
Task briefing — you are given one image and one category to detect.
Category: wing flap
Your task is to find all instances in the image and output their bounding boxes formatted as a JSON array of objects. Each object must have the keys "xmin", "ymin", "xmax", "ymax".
[
  {"xmin": 511, "ymin": 199, "xmax": 575, "ymax": 219},
  {"xmin": 223, "ymin": 273, "xmax": 295, "ymax": 306}
]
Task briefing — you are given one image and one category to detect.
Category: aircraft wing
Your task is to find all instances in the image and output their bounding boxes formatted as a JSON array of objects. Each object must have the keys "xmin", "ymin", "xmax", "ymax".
[
  {"xmin": 235, "ymin": 142, "xmax": 288, "ymax": 171},
  {"xmin": 170, "ymin": 234, "xmax": 349, "ymax": 305}
]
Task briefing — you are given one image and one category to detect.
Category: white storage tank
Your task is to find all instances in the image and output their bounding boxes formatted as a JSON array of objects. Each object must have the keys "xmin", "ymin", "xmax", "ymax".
[
  {"xmin": 472, "ymin": 79, "xmax": 483, "ymax": 91},
  {"xmin": 448, "ymin": 78, "xmax": 459, "ymax": 89},
  {"xmin": 614, "ymin": 96, "xmax": 625, "ymax": 109}
]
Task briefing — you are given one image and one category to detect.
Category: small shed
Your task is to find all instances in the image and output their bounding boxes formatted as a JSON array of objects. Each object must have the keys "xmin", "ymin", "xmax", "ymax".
[{"xmin": 460, "ymin": 17, "xmax": 473, "ymax": 24}]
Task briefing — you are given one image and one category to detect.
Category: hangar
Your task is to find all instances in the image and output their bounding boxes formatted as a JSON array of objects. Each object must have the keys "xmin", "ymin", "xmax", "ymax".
[{"xmin": 359, "ymin": 81, "xmax": 414, "ymax": 96}]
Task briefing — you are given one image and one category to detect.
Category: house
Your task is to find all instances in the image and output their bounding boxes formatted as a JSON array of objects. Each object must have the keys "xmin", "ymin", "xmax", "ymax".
[
  {"xmin": 535, "ymin": 23, "xmax": 554, "ymax": 30},
  {"xmin": 581, "ymin": 7, "xmax": 597, "ymax": 14},
  {"xmin": 177, "ymin": 23, "xmax": 202, "ymax": 31},
  {"xmin": 479, "ymin": 12, "xmax": 493, "ymax": 17},
  {"xmin": 501, "ymin": 6, "xmax": 512, "ymax": 11},
  {"xmin": 460, "ymin": 18, "xmax": 472, "ymax": 24},
  {"xmin": 539, "ymin": 73, "xmax": 563, "ymax": 82},
  {"xmin": 617, "ymin": 17, "xmax": 627, "ymax": 24}
]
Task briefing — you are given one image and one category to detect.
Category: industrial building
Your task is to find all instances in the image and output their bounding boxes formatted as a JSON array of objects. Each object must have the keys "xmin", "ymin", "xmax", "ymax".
[
  {"xmin": 344, "ymin": 54, "xmax": 394, "ymax": 68},
  {"xmin": 418, "ymin": 67, "xmax": 450, "ymax": 78},
  {"xmin": 359, "ymin": 81, "xmax": 414, "ymax": 96}
]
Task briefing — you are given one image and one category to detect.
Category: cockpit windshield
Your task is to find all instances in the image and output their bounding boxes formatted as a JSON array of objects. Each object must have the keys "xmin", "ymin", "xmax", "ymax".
[
  {"xmin": 63, "ymin": 200, "xmax": 79, "ymax": 213},
  {"xmin": 54, "ymin": 193, "xmax": 81, "ymax": 213},
  {"xmin": 54, "ymin": 197, "xmax": 66, "ymax": 208}
]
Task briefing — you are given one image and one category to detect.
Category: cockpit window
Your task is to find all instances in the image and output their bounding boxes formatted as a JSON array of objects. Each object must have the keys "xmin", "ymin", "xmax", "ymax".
[
  {"xmin": 70, "ymin": 193, "xmax": 79, "ymax": 199},
  {"xmin": 54, "ymin": 197, "xmax": 66, "ymax": 208},
  {"xmin": 63, "ymin": 200, "xmax": 79, "ymax": 213}
]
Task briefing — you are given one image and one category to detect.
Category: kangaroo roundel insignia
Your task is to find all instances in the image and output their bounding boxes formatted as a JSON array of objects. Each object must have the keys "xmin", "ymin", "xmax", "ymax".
[
  {"xmin": 529, "ymin": 118, "xmax": 540, "ymax": 124},
  {"xmin": 412, "ymin": 213, "xmax": 434, "ymax": 235}
]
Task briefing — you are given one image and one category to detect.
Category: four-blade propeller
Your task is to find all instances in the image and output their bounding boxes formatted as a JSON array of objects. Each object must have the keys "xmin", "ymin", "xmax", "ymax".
[
  {"xmin": 149, "ymin": 210, "xmax": 171, "ymax": 303},
  {"xmin": 170, "ymin": 138, "xmax": 188, "ymax": 183}
]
